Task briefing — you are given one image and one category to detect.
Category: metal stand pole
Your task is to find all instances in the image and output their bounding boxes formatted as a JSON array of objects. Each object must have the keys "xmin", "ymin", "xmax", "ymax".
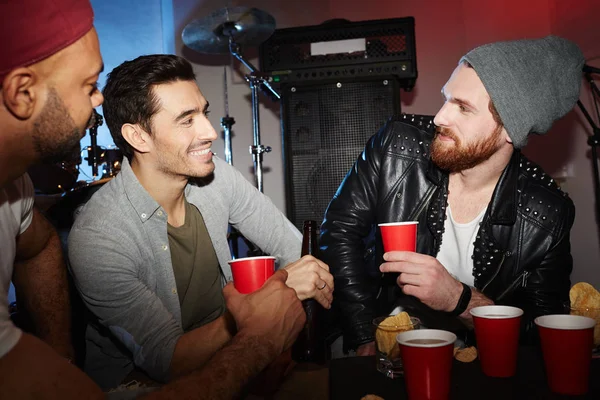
[
  {"xmin": 221, "ymin": 67, "xmax": 235, "ymax": 166},
  {"xmin": 221, "ymin": 116, "xmax": 235, "ymax": 166},
  {"xmin": 247, "ymin": 74, "xmax": 271, "ymax": 192},
  {"xmin": 87, "ymin": 109, "xmax": 103, "ymax": 178},
  {"xmin": 578, "ymin": 72, "xmax": 600, "ymax": 248},
  {"xmin": 228, "ymin": 38, "xmax": 279, "ymax": 192}
]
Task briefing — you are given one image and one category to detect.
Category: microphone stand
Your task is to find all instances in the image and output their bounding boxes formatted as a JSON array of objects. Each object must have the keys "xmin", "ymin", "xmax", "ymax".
[
  {"xmin": 221, "ymin": 67, "xmax": 235, "ymax": 166},
  {"xmin": 220, "ymin": 66, "xmax": 243, "ymax": 257},
  {"xmin": 577, "ymin": 72, "xmax": 600, "ymax": 231},
  {"xmin": 87, "ymin": 110, "xmax": 104, "ymax": 178},
  {"xmin": 228, "ymin": 36, "xmax": 279, "ymax": 193}
]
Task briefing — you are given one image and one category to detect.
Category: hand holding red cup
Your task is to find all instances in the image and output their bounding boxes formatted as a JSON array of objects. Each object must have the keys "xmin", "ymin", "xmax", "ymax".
[
  {"xmin": 228, "ymin": 256, "xmax": 276, "ymax": 294},
  {"xmin": 378, "ymin": 221, "xmax": 418, "ymax": 253}
]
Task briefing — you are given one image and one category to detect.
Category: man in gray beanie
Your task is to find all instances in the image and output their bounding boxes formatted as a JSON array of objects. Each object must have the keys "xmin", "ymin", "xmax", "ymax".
[{"xmin": 320, "ymin": 35, "xmax": 584, "ymax": 356}]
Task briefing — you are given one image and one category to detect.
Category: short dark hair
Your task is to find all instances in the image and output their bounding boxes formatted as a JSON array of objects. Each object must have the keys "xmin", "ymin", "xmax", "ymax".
[{"xmin": 102, "ymin": 54, "xmax": 196, "ymax": 161}]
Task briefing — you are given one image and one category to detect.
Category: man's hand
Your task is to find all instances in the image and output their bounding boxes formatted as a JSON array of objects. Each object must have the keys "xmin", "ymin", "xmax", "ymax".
[
  {"xmin": 356, "ymin": 341, "xmax": 376, "ymax": 356},
  {"xmin": 283, "ymin": 255, "xmax": 334, "ymax": 308},
  {"xmin": 149, "ymin": 271, "xmax": 306, "ymax": 400},
  {"xmin": 379, "ymin": 251, "xmax": 463, "ymax": 312},
  {"xmin": 223, "ymin": 269, "xmax": 306, "ymax": 357}
]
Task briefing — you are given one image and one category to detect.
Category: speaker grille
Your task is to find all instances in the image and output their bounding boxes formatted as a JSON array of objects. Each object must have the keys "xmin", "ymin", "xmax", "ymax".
[{"xmin": 282, "ymin": 79, "xmax": 400, "ymax": 229}]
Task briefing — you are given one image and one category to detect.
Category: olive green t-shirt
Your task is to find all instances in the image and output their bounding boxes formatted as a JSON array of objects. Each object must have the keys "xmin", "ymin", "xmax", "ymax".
[{"xmin": 167, "ymin": 200, "xmax": 225, "ymax": 331}]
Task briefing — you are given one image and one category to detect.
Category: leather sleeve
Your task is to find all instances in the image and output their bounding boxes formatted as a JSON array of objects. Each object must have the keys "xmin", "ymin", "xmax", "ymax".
[{"xmin": 320, "ymin": 122, "xmax": 393, "ymax": 350}]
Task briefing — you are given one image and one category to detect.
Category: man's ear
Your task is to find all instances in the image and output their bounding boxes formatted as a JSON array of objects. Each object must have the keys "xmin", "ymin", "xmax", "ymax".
[
  {"xmin": 503, "ymin": 128, "xmax": 513, "ymax": 144},
  {"xmin": 1, "ymin": 67, "xmax": 38, "ymax": 120},
  {"xmin": 121, "ymin": 123, "xmax": 151, "ymax": 154}
]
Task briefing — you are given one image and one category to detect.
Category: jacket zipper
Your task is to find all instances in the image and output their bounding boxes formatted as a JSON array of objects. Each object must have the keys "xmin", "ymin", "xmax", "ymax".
[
  {"xmin": 409, "ymin": 185, "xmax": 437, "ymax": 221},
  {"xmin": 492, "ymin": 268, "xmax": 530, "ymax": 302},
  {"xmin": 480, "ymin": 251, "xmax": 508, "ymax": 293}
]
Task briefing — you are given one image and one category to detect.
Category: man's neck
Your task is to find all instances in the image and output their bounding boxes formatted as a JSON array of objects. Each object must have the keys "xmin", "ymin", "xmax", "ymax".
[
  {"xmin": 447, "ymin": 146, "xmax": 513, "ymax": 223},
  {"xmin": 130, "ymin": 158, "xmax": 188, "ymax": 227}
]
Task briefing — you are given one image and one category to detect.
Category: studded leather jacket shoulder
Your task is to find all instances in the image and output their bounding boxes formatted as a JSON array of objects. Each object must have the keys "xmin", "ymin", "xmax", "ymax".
[{"xmin": 320, "ymin": 116, "xmax": 575, "ymax": 350}]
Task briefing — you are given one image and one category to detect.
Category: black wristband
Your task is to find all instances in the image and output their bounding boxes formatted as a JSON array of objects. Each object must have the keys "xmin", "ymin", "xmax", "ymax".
[{"xmin": 448, "ymin": 282, "xmax": 472, "ymax": 317}]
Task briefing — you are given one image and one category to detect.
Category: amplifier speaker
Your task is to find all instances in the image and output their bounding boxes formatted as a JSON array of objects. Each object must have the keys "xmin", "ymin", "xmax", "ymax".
[{"xmin": 281, "ymin": 78, "xmax": 401, "ymax": 230}]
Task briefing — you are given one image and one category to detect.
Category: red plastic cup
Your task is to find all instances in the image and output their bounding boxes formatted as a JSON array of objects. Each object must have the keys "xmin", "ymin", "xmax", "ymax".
[
  {"xmin": 535, "ymin": 314, "xmax": 595, "ymax": 395},
  {"xmin": 470, "ymin": 305, "xmax": 523, "ymax": 377},
  {"xmin": 228, "ymin": 256, "xmax": 276, "ymax": 294},
  {"xmin": 396, "ymin": 329, "xmax": 456, "ymax": 400},
  {"xmin": 378, "ymin": 222, "xmax": 418, "ymax": 252}
]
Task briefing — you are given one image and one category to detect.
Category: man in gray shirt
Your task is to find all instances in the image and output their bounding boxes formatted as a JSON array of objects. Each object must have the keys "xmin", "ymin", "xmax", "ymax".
[{"xmin": 68, "ymin": 54, "xmax": 333, "ymax": 389}]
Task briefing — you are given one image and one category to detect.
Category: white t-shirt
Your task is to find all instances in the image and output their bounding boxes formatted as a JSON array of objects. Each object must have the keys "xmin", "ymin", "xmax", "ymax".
[
  {"xmin": 436, "ymin": 205, "xmax": 487, "ymax": 287},
  {"xmin": 0, "ymin": 175, "xmax": 34, "ymax": 357}
]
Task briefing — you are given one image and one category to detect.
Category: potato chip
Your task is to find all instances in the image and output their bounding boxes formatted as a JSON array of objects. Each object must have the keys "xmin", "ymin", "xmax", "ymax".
[
  {"xmin": 379, "ymin": 312, "xmax": 412, "ymax": 327},
  {"xmin": 570, "ymin": 282, "xmax": 600, "ymax": 309},
  {"xmin": 453, "ymin": 346, "xmax": 477, "ymax": 362},
  {"xmin": 570, "ymin": 306, "xmax": 600, "ymax": 346},
  {"xmin": 570, "ymin": 282, "xmax": 600, "ymax": 346},
  {"xmin": 375, "ymin": 312, "xmax": 415, "ymax": 359}
]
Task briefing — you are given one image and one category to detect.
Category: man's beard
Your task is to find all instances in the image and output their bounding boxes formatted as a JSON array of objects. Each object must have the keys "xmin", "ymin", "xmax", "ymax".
[
  {"xmin": 155, "ymin": 143, "xmax": 215, "ymax": 180},
  {"xmin": 31, "ymin": 88, "xmax": 92, "ymax": 164},
  {"xmin": 430, "ymin": 125, "xmax": 502, "ymax": 172}
]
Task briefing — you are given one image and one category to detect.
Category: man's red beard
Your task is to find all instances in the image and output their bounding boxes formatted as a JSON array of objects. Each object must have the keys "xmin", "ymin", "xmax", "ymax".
[{"xmin": 430, "ymin": 125, "xmax": 503, "ymax": 172}]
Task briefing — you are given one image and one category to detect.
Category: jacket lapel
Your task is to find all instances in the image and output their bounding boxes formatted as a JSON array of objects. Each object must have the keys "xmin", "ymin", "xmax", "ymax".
[{"xmin": 473, "ymin": 150, "xmax": 519, "ymax": 291}]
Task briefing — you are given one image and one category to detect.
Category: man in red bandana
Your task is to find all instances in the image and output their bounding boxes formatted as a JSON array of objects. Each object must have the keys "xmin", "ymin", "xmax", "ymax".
[{"xmin": 0, "ymin": 1, "xmax": 305, "ymax": 398}]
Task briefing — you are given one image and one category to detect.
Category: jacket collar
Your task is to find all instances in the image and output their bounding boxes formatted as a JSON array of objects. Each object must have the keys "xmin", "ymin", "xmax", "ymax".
[
  {"xmin": 426, "ymin": 157, "xmax": 446, "ymax": 186},
  {"xmin": 486, "ymin": 149, "xmax": 520, "ymax": 225}
]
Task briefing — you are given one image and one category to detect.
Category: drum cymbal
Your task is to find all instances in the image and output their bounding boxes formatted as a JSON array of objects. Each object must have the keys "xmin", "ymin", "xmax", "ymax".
[{"xmin": 182, "ymin": 6, "xmax": 275, "ymax": 54}]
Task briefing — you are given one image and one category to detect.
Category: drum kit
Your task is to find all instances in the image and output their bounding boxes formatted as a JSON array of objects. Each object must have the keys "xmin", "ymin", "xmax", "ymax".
[
  {"xmin": 36, "ymin": 109, "xmax": 123, "ymax": 230},
  {"xmin": 30, "ymin": 109, "xmax": 121, "ymax": 196}
]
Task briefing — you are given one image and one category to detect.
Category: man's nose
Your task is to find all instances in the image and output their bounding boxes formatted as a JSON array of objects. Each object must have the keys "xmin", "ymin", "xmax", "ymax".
[
  {"xmin": 200, "ymin": 119, "xmax": 218, "ymax": 141},
  {"xmin": 92, "ymin": 90, "xmax": 104, "ymax": 108},
  {"xmin": 433, "ymin": 103, "xmax": 449, "ymax": 127}
]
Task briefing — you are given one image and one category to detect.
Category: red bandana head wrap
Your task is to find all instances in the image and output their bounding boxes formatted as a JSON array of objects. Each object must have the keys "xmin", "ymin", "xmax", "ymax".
[{"xmin": 0, "ymin": 0, "xmax": 94, "ymax": 81}]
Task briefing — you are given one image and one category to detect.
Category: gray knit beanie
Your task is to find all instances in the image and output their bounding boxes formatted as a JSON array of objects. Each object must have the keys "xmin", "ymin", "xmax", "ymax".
[{"xmin": 461, "ymin": 35, "xmax": 584, "ymax": 148}]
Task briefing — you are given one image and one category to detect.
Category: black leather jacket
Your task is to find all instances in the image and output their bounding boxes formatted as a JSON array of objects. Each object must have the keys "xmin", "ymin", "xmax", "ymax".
[{"xmin": 320, "ymin": 116, "xmax": 575, "ymax": 350}]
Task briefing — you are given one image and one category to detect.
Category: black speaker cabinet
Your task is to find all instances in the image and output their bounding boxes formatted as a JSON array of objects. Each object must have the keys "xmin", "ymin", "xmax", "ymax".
[{"xmin": 281, "ymin": 78, "xmax": 401, "ymax": 229}]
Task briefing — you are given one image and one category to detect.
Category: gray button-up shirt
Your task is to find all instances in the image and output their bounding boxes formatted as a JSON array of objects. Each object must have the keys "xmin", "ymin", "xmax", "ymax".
[{"xmin": 68, "ymin": 157, "xmax": 301, "ymax": 387}]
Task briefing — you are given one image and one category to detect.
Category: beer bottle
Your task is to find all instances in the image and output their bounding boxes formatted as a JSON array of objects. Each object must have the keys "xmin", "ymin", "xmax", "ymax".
[{"xmin": 291, "ymin": 220, "xmax": 327, "ymax": 364}]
